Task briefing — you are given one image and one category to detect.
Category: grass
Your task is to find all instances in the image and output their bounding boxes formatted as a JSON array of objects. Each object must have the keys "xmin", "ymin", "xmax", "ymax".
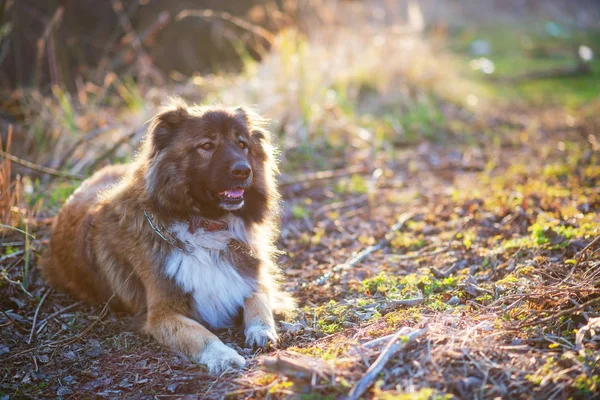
[{"xmin": 449, "ymin": 24, "xmax": 600, "ymax": 108}]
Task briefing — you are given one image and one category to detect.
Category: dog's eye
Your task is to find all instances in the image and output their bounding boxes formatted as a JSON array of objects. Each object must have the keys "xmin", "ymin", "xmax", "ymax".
[
  {"xmin": 238, "ymin": 141, "xmax": 248, "ymax": 150},
  {"xmin": 199, "ymin": 143, "xmax": 214, "ymax": 151}
]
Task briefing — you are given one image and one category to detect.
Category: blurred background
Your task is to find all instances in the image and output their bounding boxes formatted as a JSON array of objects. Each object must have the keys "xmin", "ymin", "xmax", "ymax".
[{"xmin": 1, "ymin": 0, "xmax": 599, "ymax": 170}]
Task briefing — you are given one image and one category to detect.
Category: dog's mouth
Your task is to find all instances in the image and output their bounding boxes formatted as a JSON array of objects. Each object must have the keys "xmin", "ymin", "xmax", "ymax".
[
  {"xmin": 218, "ymin": 188, "xmax": 244, "ymax": 201},
  {"xmin": 210, "ymin": 188, "xmax": 246, "ymax": 210}
]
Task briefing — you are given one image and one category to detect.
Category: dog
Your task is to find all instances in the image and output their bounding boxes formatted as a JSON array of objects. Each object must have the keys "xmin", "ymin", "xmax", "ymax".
[{"xmin": 40, "ymin": 99, "xmax": 293, "ymax": 373}]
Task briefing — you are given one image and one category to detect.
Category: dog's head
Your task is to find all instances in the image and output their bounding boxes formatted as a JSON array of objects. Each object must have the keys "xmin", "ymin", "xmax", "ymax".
[{"xmin": 143, "ymin": 99, "xmax": 279, "ymax": 223}]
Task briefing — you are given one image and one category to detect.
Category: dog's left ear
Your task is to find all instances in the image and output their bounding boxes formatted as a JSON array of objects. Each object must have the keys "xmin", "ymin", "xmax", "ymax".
[
  {"xmin": 250, "ymin": 127, "xmax": 272, "ymax": 143},
  {"xmin": 149, "ymin": 100, "xmax": 189, "ymax": 151},
  {"xmin": 234, "ymin": 106, "xmax": 272, "ymax": 143},
  {"xmin": 234, "ymin": 106, "xmax": 249, "ymax": 126}
]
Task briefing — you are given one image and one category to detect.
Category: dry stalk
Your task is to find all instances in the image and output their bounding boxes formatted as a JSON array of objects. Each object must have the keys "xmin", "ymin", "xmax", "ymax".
[
  {"xmin": 8, "ymin": 266, "xmax": 137, "ymax": 359},
  {"xmin": 177, "ymin": 9, "xmax": 275, "ymax": 45},
  {"xmin": 0, "ymin": 148, "xmax": 84, "ymax": 180},
  {"xmin": 347, "ymin": 327, "xmax": 428, "ymax": 400},
  {"xmin": 37, "ymin": 301, "xmax": 83, "ymax": 327},
  {"xmin": 27, "ymin": 288, "xmax": 52, "ymax": 344},
  {"xmin": 280, "ymin": 165, "xmax": 369, "ymax": 188},
  {"xmin": 56, "ymin": 125, "xmax": 116, "ymax": 169},
  {"xmin": 33, "ymin": 7, "xmax": 64, "ymax": 89},
  {"xmin": 315, "ymin": 211, "xmax": 417, "ymax": 286},
  {"xmin": 262, "ymin": 351, "xmax": 335, "ymax": 384}
]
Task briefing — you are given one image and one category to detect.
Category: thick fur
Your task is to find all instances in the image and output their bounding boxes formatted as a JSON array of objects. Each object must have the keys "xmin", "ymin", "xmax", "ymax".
[{"xmin": 40, "ymin": 100, "xmax": 293, "ymax": 374}]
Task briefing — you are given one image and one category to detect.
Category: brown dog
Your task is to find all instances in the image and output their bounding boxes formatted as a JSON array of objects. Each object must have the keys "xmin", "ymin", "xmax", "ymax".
[{"xmin": 40, "ymin": 100, "xmax": 292, "ymax": 373}]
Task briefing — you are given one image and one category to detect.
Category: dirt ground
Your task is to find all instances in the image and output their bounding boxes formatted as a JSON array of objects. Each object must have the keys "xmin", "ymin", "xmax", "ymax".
[{"xmin": 1, "ymin": 101, "xmax": 599, "ymax": 399}]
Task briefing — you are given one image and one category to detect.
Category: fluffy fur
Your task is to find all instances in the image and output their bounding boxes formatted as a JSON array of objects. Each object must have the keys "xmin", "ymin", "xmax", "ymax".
[{"xmin": 40, "ymin": 100, "xmax": 293, "ymax": 374}]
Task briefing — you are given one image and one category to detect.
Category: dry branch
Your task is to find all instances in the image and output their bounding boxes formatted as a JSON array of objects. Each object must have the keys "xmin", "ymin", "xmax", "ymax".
[
  {"xmin": 85, "ymin": 127, "xmax": 144, "ymax": 172},
  {"xmin": 518, "ymin": 296, "xmax": 600, "ymax": 329},
  {"xmin": 0, "ymin": 149, "xmax": 84, "ymax": 180},
  {"xmin": 37, "ymin": 301, "xmax": 82, "ymax": 327},
  {"xmin": 390, "ymin": 295, "xmax": 425, "ymax": 307},
  {"xmin": 279, "ymin": 165, "xmax": 369, "ymax": 188},
  {"xmin": 262, "ymin": 352, "xmax": 335, "ymax": 384},
  {"xmin": 27, "ymin": 288, "xmax": 52, "ymax": 344},
  {"xmin": 33, "ymin": 7, "xmax": 64, "ymax": 88},
  {"xmin": 177, "ymin": 9, "xmax": 275, "ymax": 44},
  {"xmin": 56, "ymin": 125, "xmax": 116, "ymax": 169},
  {"xmin": 8, "ymin": 268, "xmax": 137, "ymax": 359},
  {"xmin": 0, "ymin": 248, "xmax": 25, "ymax": 264},
  {"xmin": 347, "ymin": 327, "xmax": 428, "ymax": 400},
  {"xmin": 315, "ymin": 211, "xmax": 416, "ymax": 285}
]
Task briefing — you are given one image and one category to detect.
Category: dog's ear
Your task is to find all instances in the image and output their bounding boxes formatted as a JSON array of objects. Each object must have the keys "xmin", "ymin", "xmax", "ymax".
[
  {"xmin": 250, "ymin": 128, "xmax": 271, "ymax": 143},
  {"xmin": 234, "ymin": 106, "xmax": 272, "ymax": 143},
  {"xmin": 149, "ymin": 100, "xmax": 189, "ymax": 151},
  {"xmin": 234, "ymin": 106, "xmax": 249, "ymax": 126}
]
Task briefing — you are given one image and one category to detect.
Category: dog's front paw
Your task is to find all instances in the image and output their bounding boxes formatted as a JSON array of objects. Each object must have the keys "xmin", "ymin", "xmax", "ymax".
[
  {"xmin": 245, "ymin": 323, "xmax": 279, "ymax": 348},
  {"xmin": 198, "ymin": 341, "xmax": 246, "ymax": 374}
]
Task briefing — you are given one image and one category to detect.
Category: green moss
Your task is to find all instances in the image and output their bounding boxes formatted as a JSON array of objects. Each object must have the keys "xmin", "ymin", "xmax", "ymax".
[
  {"xmin": 376, "ymin": 387, "xmax": 453, "ymax": 400},
  {"xmin": 313, "ymin": 300, "xmax": 350, "ymax": 334},
  {"xmin": 291, "ymin": 204, "xmax": 310, "ymax": 219},
  {"xmin": 362, "ymin": 272, "xmax": 459, "ymax": 299},
  {"xmin": 574, "ymin": 374, "xmax": 600, "ymax": 396},
  {"xmin": 335, "ymin": 174, "xmax": 369, "ymax": 195},
  {"xmin": 390, "ymin": 232, "xmax": 426, "ymax": 251}
]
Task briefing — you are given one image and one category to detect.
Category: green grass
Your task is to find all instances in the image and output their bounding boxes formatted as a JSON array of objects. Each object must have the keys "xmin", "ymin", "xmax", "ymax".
[{"xmin": 449, "ymin": 25, "xmax": 600, "ymax": 108}]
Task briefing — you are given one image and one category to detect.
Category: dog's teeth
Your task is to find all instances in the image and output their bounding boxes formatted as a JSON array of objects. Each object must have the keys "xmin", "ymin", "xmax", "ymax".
[{"xmin": 219, "ymin": 189, "xmax": 244, "ymax": 199}]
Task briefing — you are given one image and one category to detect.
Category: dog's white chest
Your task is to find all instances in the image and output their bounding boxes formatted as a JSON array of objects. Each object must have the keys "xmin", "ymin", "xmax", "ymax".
[{"xmin": 163, "ymin": 217, "xmax": 255, "ymax": 329}]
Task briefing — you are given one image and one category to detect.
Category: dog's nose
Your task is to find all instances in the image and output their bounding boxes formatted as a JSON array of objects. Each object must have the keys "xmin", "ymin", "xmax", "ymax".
[{"xmin": 231, "ymin": 161, "xmax": 251, "ymax": 179}]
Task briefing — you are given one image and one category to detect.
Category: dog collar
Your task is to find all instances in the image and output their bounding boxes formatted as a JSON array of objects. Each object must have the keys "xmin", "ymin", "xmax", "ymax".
[
  {"xmin": 188, "ymin": 217, "xmax": 229, "ymax": 233},
  {"xmin": 143, "ymin": 211, "xmax": 229, "ymax": 252},
  {"xmin": 143, "ymin": 211, "xmax": 188, "ymax": 251}
]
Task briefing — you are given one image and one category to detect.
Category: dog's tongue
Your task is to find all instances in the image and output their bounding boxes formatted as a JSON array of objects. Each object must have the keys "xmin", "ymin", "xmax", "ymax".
[{"xmin": 221, "ymin": 189, "xmax": 244, "ymax": 198}]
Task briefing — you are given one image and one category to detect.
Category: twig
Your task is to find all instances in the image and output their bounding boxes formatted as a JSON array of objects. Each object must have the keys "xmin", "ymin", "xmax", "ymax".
[
  {"xmin": 347, "ymin": 327, "xmax": 428, "ymax": 400},
  {"xmin": 558, "ymin": 235, "xmax": 600, "ymax": 286},
  {"xmin": 37, "ymin": 301, "xmax": 83, "ymax": 327},
  {"xmin": 85, "ymin": 127, "xmax": 143, "ymax": 172},
  {"xmin": 27, "ymin": 288, "xmax": 52, "ymax": 344},
  {"xmin": 315, "ymin": 212, "xmax": 416, "ymax": 285},
  {"xmin": 576, "ymin": 235, "xmax": 600, "ymax": 264},
  {"xmin": 345, "ymin": 333, "xmax": 398, "ymax": 357},
  {"xmin": 262, "ymin": 352, "xmax": 334, "ymax": 383},
  {"xmin": 0, "ymin": 248, "xmax": 25, "ymax": 263},
  {"xmin": 0, "ymin": 149, "xmax": 85, "ymax": 180},
  {"xmin": 390, "ymin": 295, "xmax": 425, "ymax": 307},
  {"xmin": 56, "ymin": 125, "xmax": 116, "ymax": 169},
  {"xmin": 33, "ymin": 7, "xmax": 64, "ymax": 89},
  {"xmin": 1, "ymin": 310, "xmax": 29, "ymax": 333},
  {"xmin": 391, "ymin": 246, "xmax": 452, "ymax": 262},
  {"xmin": 518, "ymin": 297, "xmax": 600, "ymax": 329},
  {"xmin": 390, "ymin": 216, "xmax": 472, "ymax": 266},
  {"xmin": 431, "ymin": 260, "xmax": 465, "ymax": 279},
  {"xmin": 345, "ymin": 327, "xmax": 417, "ymax": 357},
  {"xmin": 177, "ymin": 9, "xmax": 275, "ymax": 44},
  {"xmin": 109, "ymin": 0, "xmax": 163, "ymax": 86},
  {"xmin": 280, "ymin": 165, "xmax": 369, "ymax": 188},
  {"xmin": 8, "ymin": 267, "xmax": 137, "ymax": 359},
  {"xmin": 314, "ymin": 195, "xmax": 368, "ymax": 217},
  {"xmin": 110, "ymin": 0, "xmax": 152, "ymax": 65},
  {"xmin": 0, "ymin": 224, "xmax": 36, "ymax": 239}
]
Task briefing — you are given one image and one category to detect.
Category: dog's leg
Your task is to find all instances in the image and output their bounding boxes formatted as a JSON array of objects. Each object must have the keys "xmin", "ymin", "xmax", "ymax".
[
  {"xmin": 145, "ymin": 308, "xmax": 245, "ymax": 373},
  {"xmin": 244, "ymin": 291, "xmax": 278, "ymax": 347}
]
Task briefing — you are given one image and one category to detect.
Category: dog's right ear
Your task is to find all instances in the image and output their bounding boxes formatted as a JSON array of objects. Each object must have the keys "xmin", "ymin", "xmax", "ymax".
[{"xmin": 148, "ymin": 100, "xmax": 189, "ymax": 151}]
